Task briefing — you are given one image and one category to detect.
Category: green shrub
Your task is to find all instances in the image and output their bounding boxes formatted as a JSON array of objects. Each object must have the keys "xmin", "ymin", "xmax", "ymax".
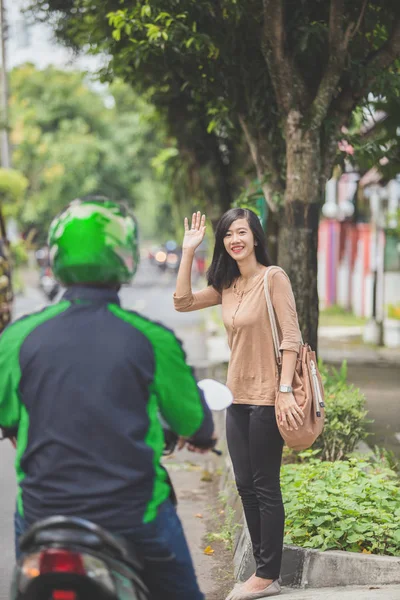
[
  {"xmin": 312, "ymin": 361, "xmax": 372, "ymax": 461},
  {"xmin": 10, "ymin": 240, "xmax": 28, "ymax": 268},
  {"xmin": 372, "ymin": 445, "xmax": 399, "ymax": 475},
  {"xmin": 387, "ymin": 304, "xmax": 400, "ymax": 320},
  {"xmin": 282, "ymin": 455, "xmax": 400, "ymax": 556}
]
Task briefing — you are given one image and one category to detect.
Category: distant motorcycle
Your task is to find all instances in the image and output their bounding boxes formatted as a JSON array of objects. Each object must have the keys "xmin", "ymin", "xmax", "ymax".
[
  {"xmin": 39, "ymin": 267, "xmax": 60, "ymax": 302},
  {"xmin": 36, "ymin": 247, "xmax": 60, "ymax": 301},
  {"xmin": 153, "ymin": 241, "xmax": 181, "ymax": 273}
]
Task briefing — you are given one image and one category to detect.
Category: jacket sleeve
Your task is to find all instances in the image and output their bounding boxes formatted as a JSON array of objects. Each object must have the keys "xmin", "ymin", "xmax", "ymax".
[
  {"xmin": 173, "ymin": 286, "xmax": 222, "ymax": 312},
  {"xmin": 0, "ymin": 325, "xmax": 22, "ymax": 430},
  {"xmin": 153, "ymin": 328, "xmax": 214, "ymax": 442},
  {"xmin": 270, "ymin": 270, "xmax": 302, "ymax": 354}
]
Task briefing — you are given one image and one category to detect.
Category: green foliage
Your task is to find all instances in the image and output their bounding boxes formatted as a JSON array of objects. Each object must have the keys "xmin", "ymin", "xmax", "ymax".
[
  {"xmin": 282, "ymin": 456, "xmax": 400, "ymax": 556},
  {"xmin": 9, "ymin": 64, "xmax": 171, "ymax": 239},
  {"xmin": 344, "ymin": 95, "xmax": 400, "ymax": 179},
  {"xmin": 28, "ymin": 1, "xmax": 400, "ymax": 189},
  {"xmin": 372, "ymin": 445, "xmax": 400, "ymax": 475},
  {"xmin": 10, "ymin": 240, "xmax": 29, "ymax": 268},
  {"xmin": 0, "ymin": 168, "xmax": 29, "ymax": 218},
  {"xmin": 387, "ymin": 304, "xmax": 400, "ymax": 320},
  {"xmin": 312, "ymin": 361, "xmax": 372, "ymax": 461},
  {"xmin": 206, "ymin": 505, "xmax": 242, "ymax": 552},
  {"xmin": 319, "ymin": 304, "xmax": 366, "ymax": 327}
]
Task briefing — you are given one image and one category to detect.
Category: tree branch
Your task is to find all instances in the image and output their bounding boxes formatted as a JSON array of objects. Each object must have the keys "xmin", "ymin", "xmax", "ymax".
[
  {"xmin": 320, "ymin": 130, "xmax": 339, "ymax": 186},
  {"xmin": 310, "ymin": 0, "xmax": 353, "ymax": 129},
  {"xmin": 350, "ymin": 0, "xmax": 368, "ymax": 41},
  {"xmin": 239, "ymin": 114, "xmax": 282, "ymax": 213},
  {"xmin": 261, "ymin": 0, "xmax": 308, "ymax": 114},
  {"xmin": 335, "ymin": 18, "xmax": 400, "ymax": 115},
  {"xmin": 261, "ymin": 0, "xmax": 292, "ymax": 113}
]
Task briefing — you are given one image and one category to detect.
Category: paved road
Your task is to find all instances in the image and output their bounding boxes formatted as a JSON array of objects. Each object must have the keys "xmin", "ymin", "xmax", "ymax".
[
  {"xmin": 0, "ymin": 261, "xmax": 212, "ymax": 599},
  {"xmin": 346, "ymin": 364, "xmax": 400, "ymax": 459}
]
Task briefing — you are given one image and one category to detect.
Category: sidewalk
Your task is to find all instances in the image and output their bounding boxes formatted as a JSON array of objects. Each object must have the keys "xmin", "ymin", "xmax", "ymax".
[
  {"xmin": 166, "ymin": 448, "xmax": 235, "ymax": 600},
  {"xmin": 318, "ymin": 325, "xmax": 400, "ymax": 365},
  {"xmin": 280, "ymin": 585, "xmax": 400, "ymax": 599},
  {"xmin": 206, "ymin": 320, "xmax": 400, "ymax": 366}
]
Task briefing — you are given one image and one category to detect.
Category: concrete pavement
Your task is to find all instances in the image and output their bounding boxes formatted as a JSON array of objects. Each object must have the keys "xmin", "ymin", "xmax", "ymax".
[{"xmin": 280, "ymin": 586, "xmax": 400, "ymax": 599}]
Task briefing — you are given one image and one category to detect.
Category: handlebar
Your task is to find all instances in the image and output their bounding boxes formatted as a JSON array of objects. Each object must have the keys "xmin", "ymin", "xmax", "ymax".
[
  {"xmin": 0, "ymin": 427, "xmax": 17, "ymax": 441},
  {"xmin": 162, "ymin": 428, "xmax": 222, "ymax": 456}
]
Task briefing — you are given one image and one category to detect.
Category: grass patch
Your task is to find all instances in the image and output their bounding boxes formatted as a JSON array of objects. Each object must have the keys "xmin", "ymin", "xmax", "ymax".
[
  {"xmin": 206, "ymin": 505, "xmax": 241, "ymax": 552},
  {"xmin": 206, "ymin": 491, "xmax": 242, "ymax": 552},
  {"xmin": 320, "ymin": 305, "xmax": 366, "ymax": 327}
]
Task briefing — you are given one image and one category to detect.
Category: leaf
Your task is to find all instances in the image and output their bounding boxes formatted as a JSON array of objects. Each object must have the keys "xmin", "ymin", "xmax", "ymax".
[
  {"xmin": 204, "ymin": 545, "xmax": 214, "ymax": 555},
  {"xmin": 195, "ymin": 513, "xmax": 203, "ymax": 519},
  {"xmin": 207, "ymin": 119, "xmax": 217, "ymax": 134},
  {"xmin": 332, "ymin": 530, "xmax": 346, "ymax": 539},
  {"xmin": 392, "ymin": 530, "xmax": 400, "ymax": 543},
  {"xmin": 141, "ymin": 4, "xmax": 152, "ymax": 18},
  {"xmin": 201, "ymin": 470, "xmax": 213, "ymax": 482}
]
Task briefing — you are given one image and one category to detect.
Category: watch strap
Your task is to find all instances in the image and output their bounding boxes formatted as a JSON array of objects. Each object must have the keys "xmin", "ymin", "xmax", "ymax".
[{"xmin": 279, "ymin": 384, "xmax": 293, "ymax": 393}]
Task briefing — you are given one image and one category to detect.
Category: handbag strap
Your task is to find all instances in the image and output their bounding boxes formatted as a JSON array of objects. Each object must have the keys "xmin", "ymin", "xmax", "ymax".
[
  {"xmin": 263, "ymin": 266, "xmax": 303, "ymax": 366},
  {"xmin": 263, "ymin": 267, "xmax": 281, "ymax": 363}
]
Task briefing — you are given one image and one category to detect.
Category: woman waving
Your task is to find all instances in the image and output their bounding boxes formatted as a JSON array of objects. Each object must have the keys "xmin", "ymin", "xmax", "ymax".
[{"xmin": 174, "ymin": 208, "xmax": 303, "ymax": 600}]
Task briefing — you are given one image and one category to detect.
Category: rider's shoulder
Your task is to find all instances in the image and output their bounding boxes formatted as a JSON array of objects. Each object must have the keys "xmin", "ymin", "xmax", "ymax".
[
  {"xmin": 111, "ymin": 306, "xmax": 180, "ymax": 345},
  {"xmin": 0, "ymin": 302, "xmax": 67, "ymax": 346}
]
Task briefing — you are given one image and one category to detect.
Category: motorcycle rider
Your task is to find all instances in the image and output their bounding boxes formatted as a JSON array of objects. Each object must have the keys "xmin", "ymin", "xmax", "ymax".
[{"xmin": 0, "ymin": 197, "xmax": 215, "ymax": 600}]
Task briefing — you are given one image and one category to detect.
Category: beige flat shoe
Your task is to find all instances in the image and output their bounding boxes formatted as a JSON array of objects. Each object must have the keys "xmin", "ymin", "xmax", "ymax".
[
  {"xmin": 226, "ymin": 579, "xmax": 281, "ymax": 600},
  {"xmin": 225, "ymin": 583, "xmax": 244, "ymax": 600}
]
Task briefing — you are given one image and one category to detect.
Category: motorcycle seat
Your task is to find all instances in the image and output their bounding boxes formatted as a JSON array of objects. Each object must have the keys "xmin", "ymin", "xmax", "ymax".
[
  {"xmin": 34, "ymin": 529, "xmax": 103, "ymax": 550},
  {"xmin": 19, "ymin": 516, "xmax": 141, "ymax": 570}
]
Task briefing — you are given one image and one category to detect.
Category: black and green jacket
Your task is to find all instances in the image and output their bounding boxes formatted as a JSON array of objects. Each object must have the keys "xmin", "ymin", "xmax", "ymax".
[{"xmin": 0, "ymin": 286, "xmax": 213, "ymax": 532}]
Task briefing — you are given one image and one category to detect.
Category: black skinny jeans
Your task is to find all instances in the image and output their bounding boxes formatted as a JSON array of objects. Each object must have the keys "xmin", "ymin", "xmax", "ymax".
[{"xmin": 226, "ymin": 404, "xmax": 284, "ymax": 580}]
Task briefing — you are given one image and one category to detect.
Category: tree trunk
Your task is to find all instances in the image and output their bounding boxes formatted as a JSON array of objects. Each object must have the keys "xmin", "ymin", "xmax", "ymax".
[
  {"xmin": 278, "ymin": 111, "xmax": 321, "ymax": 351},
  {"xmin": 265, "ymin": 210, "xmax": 279, "ymax": 264},
  {"xmin": 0, "ymin": 204, "xmax": 13, "ymax": 334}
]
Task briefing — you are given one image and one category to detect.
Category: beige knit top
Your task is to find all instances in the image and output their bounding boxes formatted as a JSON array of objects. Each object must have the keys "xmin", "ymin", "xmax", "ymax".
[{"xmin": 173, "ymin": 266, "xmax": 301, "ymax": 405}]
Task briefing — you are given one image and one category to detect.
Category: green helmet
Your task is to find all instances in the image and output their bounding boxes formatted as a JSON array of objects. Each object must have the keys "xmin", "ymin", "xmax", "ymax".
[{"xmin": 48, "ymin": 197, "xmax": 139, "ymax": 286}]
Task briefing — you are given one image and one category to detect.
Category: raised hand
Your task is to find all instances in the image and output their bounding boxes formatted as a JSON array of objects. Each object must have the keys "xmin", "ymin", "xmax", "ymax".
[{"xmin": 182, "ymin": 211, "xmax": 206, "ymax": 251}]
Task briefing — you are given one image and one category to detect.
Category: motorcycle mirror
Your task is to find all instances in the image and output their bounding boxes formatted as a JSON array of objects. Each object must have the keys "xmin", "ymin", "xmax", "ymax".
[{"xmin": 197, "ymin": 379, "xmax": 233, "ymax": 411}]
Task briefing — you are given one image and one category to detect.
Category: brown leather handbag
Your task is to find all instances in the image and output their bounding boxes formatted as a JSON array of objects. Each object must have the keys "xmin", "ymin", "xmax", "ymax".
[{"xmin": 264, "ymin": 267, "xmax": 325, "ymax": 451}]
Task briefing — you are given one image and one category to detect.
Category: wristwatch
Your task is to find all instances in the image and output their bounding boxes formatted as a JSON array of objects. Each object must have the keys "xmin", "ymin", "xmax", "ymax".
[{"xmin": 279, "ymin": 384, "xmax": 293, "ymax": 393}]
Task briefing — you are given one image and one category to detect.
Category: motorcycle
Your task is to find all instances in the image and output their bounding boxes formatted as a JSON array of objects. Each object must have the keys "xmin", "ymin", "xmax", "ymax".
[
  {"xmin": 9, "ymin": 379, "xmax": 233, "ymax": 600},
  {"xmin": 35, "ymin": 248, "xmax": 60, "ymax": 301},
  {"xmin": 39, "ymin": 267, "xmax": 60, "ymax": 302},
  {"xmin": 152, "ymin": 241, "xmax": 181, "ymax": 274}
]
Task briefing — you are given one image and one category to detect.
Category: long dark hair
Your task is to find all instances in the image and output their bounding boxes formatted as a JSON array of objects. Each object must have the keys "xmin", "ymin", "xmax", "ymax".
[{"xmin": 207, "ymin": 208, "xmax": 272, "ymax": 292}]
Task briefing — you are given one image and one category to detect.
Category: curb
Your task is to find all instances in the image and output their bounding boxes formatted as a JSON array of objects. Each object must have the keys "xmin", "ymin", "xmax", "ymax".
[{"xmin": 233, "ymin": 513, "xmax": 400, "ymax": 589}]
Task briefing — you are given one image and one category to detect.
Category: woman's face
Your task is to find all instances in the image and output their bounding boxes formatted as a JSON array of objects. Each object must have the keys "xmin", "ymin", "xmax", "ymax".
[{"xmin": 223, "ymin": 218, "xmax": 256, "ymax": 262}]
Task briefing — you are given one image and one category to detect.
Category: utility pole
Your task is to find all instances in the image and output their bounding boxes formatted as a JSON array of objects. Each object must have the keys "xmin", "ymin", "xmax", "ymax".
[
  {"xmin": 0, "ymin": 0, "xmax": 10, "ymax": 169},
  {"xmin": 363, "ymin": 184, "xmax": 386, "ymax": 346}
]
